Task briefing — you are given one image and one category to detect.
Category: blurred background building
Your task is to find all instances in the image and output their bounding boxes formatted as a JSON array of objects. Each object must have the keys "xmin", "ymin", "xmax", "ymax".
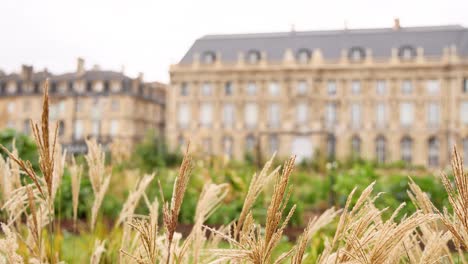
[
  {"xmin": 0, "ymin": 58, "xmax": 166, "ymax": 153},
  {"xmin": 168, "ymin": 20, "xmax": 468, "ymax": 167}
]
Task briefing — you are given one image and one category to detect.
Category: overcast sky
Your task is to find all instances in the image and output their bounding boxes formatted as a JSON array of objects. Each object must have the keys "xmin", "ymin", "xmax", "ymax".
[{"xmin": 1, "ymin": 0, "xmax": 467, "ymax": 82}]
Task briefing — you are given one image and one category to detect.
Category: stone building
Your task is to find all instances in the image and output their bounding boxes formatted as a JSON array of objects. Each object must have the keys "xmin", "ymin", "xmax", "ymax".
[
  {"xmin": 168, "ymin": 21, "xmax": 468, "ymax": 167},
  {"xmin": 0, "ymin": 58, "xmax": 165, "ymax": 153}
]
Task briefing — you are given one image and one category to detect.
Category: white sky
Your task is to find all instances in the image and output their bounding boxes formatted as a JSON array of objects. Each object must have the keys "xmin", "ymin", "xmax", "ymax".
[{"xmin": 1, "ymin": 0, "xmax": 467, "ymax": 83}]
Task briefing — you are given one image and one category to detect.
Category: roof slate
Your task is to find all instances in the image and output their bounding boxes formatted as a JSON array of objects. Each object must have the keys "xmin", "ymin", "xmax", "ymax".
[{"xmin": 179, "ymin": 25, "xmax": 468, "ymax": 64}]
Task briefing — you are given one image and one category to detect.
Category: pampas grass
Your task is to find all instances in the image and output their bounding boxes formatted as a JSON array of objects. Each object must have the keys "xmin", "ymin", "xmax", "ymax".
[{"xmin": 2, "ymin": 83, "xmax": 468, "ymax": 264}]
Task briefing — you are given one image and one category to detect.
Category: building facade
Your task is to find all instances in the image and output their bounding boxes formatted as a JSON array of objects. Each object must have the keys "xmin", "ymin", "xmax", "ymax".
[
  {"xmin": 0, "ymin": 58, "xmax": 165, "ymax": 153},
  {"xmin": 168, "ymin": 22, "xmax": 468, "ymax": 167}
]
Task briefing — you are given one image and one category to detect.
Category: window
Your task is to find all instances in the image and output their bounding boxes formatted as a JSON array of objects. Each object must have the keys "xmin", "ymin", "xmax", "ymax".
[
  {"xmin": 7, "ymin": 102, "xmax": 15, "ymax": 113},
  {"xmin": 111, "ymin": 81, "xmax": 121, "ymax": 92},
  {"xmin": 202, "ymin": 138, "xmax": 212, "ymax": 154},
  {"xmin": 399, "ymin": 46, "xmax": 416, "ymax": 60},
  {"xmin": 351, "ymin": 136, "xmax": 361, "ymax": 157},
  {"xmin": 246, "ymin": 135, "xmax": 256, "ymax": 153},
  {"xmin": 426, "ymin": 80, "xmax": 440, "ymax": 94},
  {"xmin": 327, "ymin": 81, "xmax": 337, "ymax": 95},
  {"xmin": 76, "ymin": 99, "xmax": 83, "ymax": 112},
  {"xmin": 178, "ymin": 103, "xmax": 190, "ymax": 128},
  {"xmin": 201, "ymin": 82, "xmax": 212, "ymax": 96},
  {"xmin": 23, "ymin": 120, "xmax": 30, "ymax": 135},
  {"xmin": 244, "ymin": 103, "xmax": 258, "ymax": 129},
  {"xmin": 428, "ymin": 137, "xmax": 440, "ymax": 167},
  {"xmin": 74, "ymin": 82, "xmax": 85, "ymax": 93},
  {"xmin": 247, "ymin": 50, "xmax": 261, "ymax": 64},
  {"xmin": 177, "ymin": 135, "xmax": 186, "ymax": 150},
  {"xmin": 327, "ymin": 134, "xmax": 336, "ymax": 159},
  {"xmin": 110, "ymin": 120, "xmax": 119, "ymax": 136},
  {"xmin": 296, "ymin": 103, "xmax": 308, "ymax": 124},
  {"xmin": 58, "ymin": 82, "xmax": 68, "ymax": 93},
  {"xmin": 222, "ymin": 136, "xmax": 233, "ymax": 158},
  {"xmin": 268, "ymin": 82, "xmax": 280, "ymax": 96},
  {"xmin": 23, "ymin": 100, "xmax": 30, "ymax": 112},
  {"xmin": 376, "ymin": 136, "xmax": 386, "ymax": 164},
  {"xmin": 200, "ymin": 103, "xmax": 213, "ymax": 127},
  {"xmin": 223, "ymin": 103, "xmax": 235, "ymax": 128},
  {"xmin": 246, "ymin": 82, "xmax": 257, "ymax": 95},
  {"xmin": 202, "ymin": 51, "xmax": 216, "ymax": 64},
  {"xmin": 6, "ymin": 82, "xmax": 17, "ymax": 94},
  {"xmin": 464, "ymin": 79, "xmax": 468, "ymax": 93},
  {"xmin": 376, "ymin": 80, "xmax": 386, "ymax": 95},
  {"xmin": 351, "ymin": 81, "xmax": 361, "ymax": 95},
  {"xmin": 349, "ymin": 47, "xmax": 365, "ymax": 62},
  {"xmin": 74, "ymin": 120, "xmax": 83, "ymax": 140},
  {"xmin": 297, "ymin": 49, "xmax": 311, "ymax": 64},
  {"xmin": 461, "ymin": 101, "xmax": 468, "ymax": 124},
  {"xmin": 269, "ymin": 135, "xmax": 279, "ymax": 154},
  {"xmin": 427, "ymin": 103, "xmax": 440, "ymax": 127},
  {"xmin": 376, "ymin": 103, "xmax": 386, "ymax": 128},
  {"xmin": 463, "ymin": 138, "xmax": 468, "ymax": 166},
  {"xmin": 325, "ymin": 103, "xmax": 337, "ymax": 128},
  {"xmin": 401, "ymin": 80, "xmax": 413, "ymax": 94},
  {"xmin": 58, "ymin": 121, "xmax": 65, "ymax": 136},
  {"xmin": 350, "ymin": 103, "xmax": 361, "ymax": 129},
  {"xmin": 7, "ymin": 121, "xmax": 15, "ymax": 129},
  {"xmin": 94, "ymin": 82, "xmax": 104, "ymax": 93},
  {"xmin": 268, "ymin": 103, "xmax": 280, "ymax": 128},
  {"xmin": 225, "ymin": 82, "xmax": 234, "ymax": 95},
  {"xmin": 180, "ymin": 83, "xmax": 189, "ymax": 96},
  {"xmin": 111, "ymin": 100, "xmax": 119, "ymax": 111},
  {"xmin": 401, "ymin": 137, "xmax": 413, "ymax": 163},
  {"xmin": 297, "ymin": 81, "xmax": 308, "ymax": 95},
  {"xmin": 92, "ymin": 120, "xmax": 100, "ymax": 136},
  {"xmin": 400, "ymin": 103, "xmax": 414, "ymax": 127}
]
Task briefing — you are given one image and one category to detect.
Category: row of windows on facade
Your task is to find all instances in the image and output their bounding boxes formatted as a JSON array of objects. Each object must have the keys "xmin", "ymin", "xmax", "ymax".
[
  {"xmin": 177, "ymin": 101, "xmax": 468, "ymax": 128},
  {"xmin": 179, "ymin": 79, "xmax": 468, "ymax": 97},
  {"xmin": 0, "ymin": 81, "xmax": 159, "ymax": 99},
  {"xmin": 7, "ymin": 119, "xmax": 120, "ymax": 140},
  {"xmin": 6, "ymin": 98, "xmax": 121, "ymax": 114},
  {"xmin": 1, "ymin": 80, "xmax": 122, "ymax": 94},
  {"xmin": 200, "ymin": 46, "xmax": 420, "ymax": 65},
  {"xmin": 178, "ymin": 134, "xmax": 466, "ymax": 167}
]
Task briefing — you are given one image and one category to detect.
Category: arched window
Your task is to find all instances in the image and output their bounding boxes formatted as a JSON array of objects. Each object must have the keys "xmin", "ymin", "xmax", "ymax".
[
  {"xmin": 348, "ymin": 47, "xmax": 365, "ymax": 62},
  {"xmin": 327, "ymin": 134, "xmax": 336, "ymax": 159},
  {"xmin": 201, "ymin": 51, "xmax": 216, "ymax": 64},
  {"xmin": 223, "ymin": 136, "xmax": 234, "ymax": 159},
  {"xmin": 351, "ymin": 135, "xmax": 361, "ymax": 157},
  {"xmin": 428, "ymin": 137, "xmax": 440, "ymax": 167},
  {"xmin": 247, "ymin": 50, "xmax": 261, "ymax": 64},
  {"xmin": 376, "ymin": 136, "xmax": 386, "ymax": 164},
  {"xmin": 401, "ymin": 136, "xmax": 413, "ymax": 163},
  {"xmin": 296, "ymin": 49, "xmax": 311, "ymax": 64},
  {"xmin": 246, "ymin": 134, "xmax": 256, "ymax": 153},
  {"xmin": 463, "ymin": 137, "xmax": 468, "ymax": 166},
  {"xmin": 399, "ymin": 45, "xmax": 416, "ymax": 60}
]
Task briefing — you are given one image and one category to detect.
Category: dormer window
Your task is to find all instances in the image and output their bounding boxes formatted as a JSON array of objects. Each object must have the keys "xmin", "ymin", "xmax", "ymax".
[
  {"xmin": 94, "ymin": 81, "xmax": 104, "ymax": 93},
  {"xmin": 349, "ymin": 47, "xmax": 365, "ymax": 62},
  {"xmin": 399, "ymin": 45, "xmax": 416, "ymax": 60},
  {"xmin": 6, "ymin": 82, "xmax": 17, "ymax": 94},
  {"xmin": 247, "ymin": 50, "xmax": 261, "ymax": 64},
  {"xmin": 296, "ymin": 49, "xmax": 311, "ymax": 64},
  {"xmin": 201, "ymin": 51, "xmax": 216, "ymax": 64}
]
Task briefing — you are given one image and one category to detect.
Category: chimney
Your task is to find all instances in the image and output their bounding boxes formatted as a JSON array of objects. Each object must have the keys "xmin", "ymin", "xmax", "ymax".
[
  {"xmin": 92, "ymin": 64, "xmax": 101, "ymax": 71},
  {"xmin": 138, "ymin": 72, "xmax": 144, "ymax": 82},
  {"xmin": 77, "ymin": 57, "xmax": 85, "ymax": 75},
  {"xmin": 21, "ymin": 65, "xmax": 33, "ymax": 80},
  {"xmin": 393, "ymin": 18, "xmax": 401, "ymax": 31},
  {"xmin": 120, "ymin": 65, "xmax": 125, "ymax": 74}
]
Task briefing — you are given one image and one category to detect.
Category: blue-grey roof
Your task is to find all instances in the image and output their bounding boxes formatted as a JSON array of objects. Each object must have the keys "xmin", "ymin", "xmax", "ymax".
[{"xmin": 179, "ymin": 25, "xmax": 468, "ymax": 64}]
